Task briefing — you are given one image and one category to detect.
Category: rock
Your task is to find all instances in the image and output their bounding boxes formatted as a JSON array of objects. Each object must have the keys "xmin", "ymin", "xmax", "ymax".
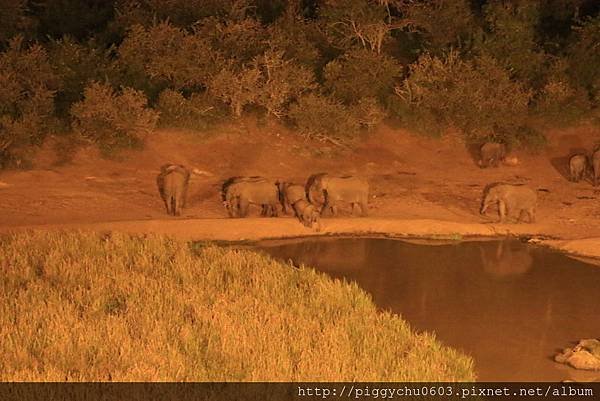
[
  {"xmin": 0, "ymin": 181, "xmax": 10, "ymax": 188},
  {"xmin": 503, "ymin": 156, "xmax": 520, "ymax": 166},
  {"xmin": 192, "ymin": 168, "xmax": 213, "ymax": 177},
  {"xmin": 555, "ymin": 339, "xmax": 600, "ymax": 371}
]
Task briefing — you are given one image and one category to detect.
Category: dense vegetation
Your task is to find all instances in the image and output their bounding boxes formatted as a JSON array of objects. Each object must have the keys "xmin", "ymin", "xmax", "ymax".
[
  {"xmin": 0, "ymin": 231, "xmax": 475, "ymax": 381},
  {"xmin": 1, "ymin": 0, "xmax": 599, "ymax": 166}
]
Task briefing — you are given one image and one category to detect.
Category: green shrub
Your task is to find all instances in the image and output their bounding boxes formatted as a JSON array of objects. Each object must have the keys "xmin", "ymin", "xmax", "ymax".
[
  {"xmin": 254, "ymin": 49, "xmax": 316, "ymax": 118},
  {"xmin": 323, "ymin": 48, "xmax": 402, "ymax": 105},
  {"xmin": 397, "ymin": 51, "xmax": 533, "ymax": 145},
  {"xmin": 117, "ymin": 22, "xmax": 222, "ymax": 96},
  {"xmin": 288, "ymin": 93, "xmax": 360, "ymax": 143},
  {"xmin": 208, "ymin": 64, "xmax": 261, "ymax": 118},
  {"xmin": 156, "ymin": 89, "xmax": 228, "ymax": 130},
  {"xmin": 70, "ymin": 82, "xmax": 159, "ymax": 155},
  {"xmin": 47, "ymin": 37, "xmax": 117, "ymax": 116},
  {"xmin": 352, "ymin": 97, "xmax": 386, "ymax": 130},
  {"xmin": 0, "ymin": 37, "xmax": 58, "ymax": 168}
]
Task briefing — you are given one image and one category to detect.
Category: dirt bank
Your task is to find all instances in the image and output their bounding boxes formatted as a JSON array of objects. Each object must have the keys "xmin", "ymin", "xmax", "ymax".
[{"xmin": 1, "ymin": 120, "xmax": 600, "ymax": 258}]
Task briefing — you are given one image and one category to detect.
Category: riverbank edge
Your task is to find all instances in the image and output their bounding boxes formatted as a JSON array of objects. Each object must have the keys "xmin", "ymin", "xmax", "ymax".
[{"xmin": 2, "ymin": 217, "xmax": 599, "ymax": 262}]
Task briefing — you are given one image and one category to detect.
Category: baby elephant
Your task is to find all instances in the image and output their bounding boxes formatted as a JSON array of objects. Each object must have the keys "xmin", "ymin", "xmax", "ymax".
[
  {"xmin": 293, "ymin": 199, "xmax": 321, "ymax": 231},
  {"xmin": 222, "ymin": 176, "xmax": 279, "ymax": 218},
  {"xmin": 480, "ymin": 184, "xmax": 537, "ymax": 223},
  {"xmin": 277, "ymin": 182, "xmax": 307, "ymax": 215},
  {"xmin": 592, "ymin": 149, "xmax": 600, "ymax": 186},
  {"xmin": 314, "ymin": 175, "xmax": 369, "ymax": 217},
  {"xmin": 569, "ymin": 154, "xmax": 588, "ymax": 182},
  {"xmin": 157, "ymin": 164, "xmax": 191, "ymax": 216},
  {"xmin": 479, "ymin": 142, "xmax": 506, "ymax": 168}
]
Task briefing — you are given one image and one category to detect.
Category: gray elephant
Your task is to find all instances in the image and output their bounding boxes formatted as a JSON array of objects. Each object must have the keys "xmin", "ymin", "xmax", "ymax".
[
  {"xmin": 293, "ymin": 199, "xmax": 321, "ymax": 231},
  {"xmin": 569, "ymin": 154, "xmax": 588, "ymax": 182},
  {"xmin": 222, "ymin": 176, "xmax": 279, "ymax": 218},
  {"xmin": 307, "ymin": 174, "xmax": 369, "ymax": 217},
  {"xmin": 480, "ymin": 184, "xmax": 537, "ymax": 223},
  {"xmin": 478, "ymin": 142, "xmax": 506, "ymax": 168},
  {"xmin": 592, "ymin": 149, "xmax": 600, "ymax": 186},
  {"xmin": 277, "ymin": 182, "xmax": 307, "ymax": 215},
  {"xmin": 305, "ymin": 173, "xmax": 328, "ymax": 208},
  {"xmin": 157, "ymin": 164, "xmax": 191, "ymax": 216}
]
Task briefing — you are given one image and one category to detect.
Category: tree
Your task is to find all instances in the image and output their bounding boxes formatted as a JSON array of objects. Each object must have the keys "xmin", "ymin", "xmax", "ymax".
[
  {"xmin": 117, "ymin": 22, "xmax": 223, "ymax": 96},
  {"xmin": 255, "ymin": 49, "xmax": 316, "ymax": 118},
  {"xmin": 0, "ymin": 36, "xmax": 57, "ymax": 167},
  {"xmin": 399, "ymin": 0, "xmax": 478, "ymax": 53},
  {"xmin": 320, "ymin": 0, "xmax": 402, "ymax": 54},
  {"xmin": 323, "ymin": 48, "xmax": 401, "ymax": 104},
  {"xmin": 0, "ymin": 0, "xmax": 34, "ymax": 46},
  {"xmin": 475, "ymin": 1, "xmax": 548, "ymax": 87}
]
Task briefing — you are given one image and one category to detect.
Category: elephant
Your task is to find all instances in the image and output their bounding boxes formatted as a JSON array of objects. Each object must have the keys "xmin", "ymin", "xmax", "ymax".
[
  {"xmin": 221, "ymin": 176, "xmax": 279, "ymax": 218},
  {"xmin": 479, "ymin": 142, "xmax": 506, "ymax": 168},
  {"xmin": 480, "ymin": 183, "xmax": 537, "ymax": 223},
  {"xmin": 277, "ymin": 182, "xmax": 307, "ymax": 215},
  {"xmin": 305, "ymin": 173, "xmax": 328, "ymax": 208},
  {"xmin": 293, "ymin": 199, "xmax": 321, "ymax": 231},
  {"xmin": 157, "ymin": 164, "xmax": 190, "ymax": 216},
  {"xmin": 569, "ymin": 154, "xmax": 588, "ymax": 182},
  {"xmin": 592, "ymin": 149, "xmax": 600, "ymax": 186},
  {"xmin": 307, "ymin": 174, "xmax": 369, "ymax": 217}
]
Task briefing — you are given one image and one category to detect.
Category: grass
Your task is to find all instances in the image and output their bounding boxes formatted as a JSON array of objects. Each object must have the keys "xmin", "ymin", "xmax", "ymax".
[{"xmin": 0, "ymin": 231, "xmax": 475, "ymax": 381}]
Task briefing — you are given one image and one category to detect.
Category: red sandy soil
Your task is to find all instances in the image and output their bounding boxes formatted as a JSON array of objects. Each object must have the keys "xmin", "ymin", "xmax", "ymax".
[{"xmin": 1, "ymin": 119, "xmax": 600, "ymax": 256}]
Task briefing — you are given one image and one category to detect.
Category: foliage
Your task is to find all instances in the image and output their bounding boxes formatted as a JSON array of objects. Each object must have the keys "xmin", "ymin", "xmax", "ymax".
[
  {"xmin": 320, "ymin": 0, "xmax": 396, "ymax": 54},
  {"xmin": 47, "ymin": 37, "xmax": 117, "ymax": 116},
  {"xmin": 156, "ymin": 89, "xmax": 228, "ymax": 130},
  {"xmin": 323, "ymin": 48, "xmax": 401, "ymax": 104},
  {"xmin": 475, "ymin": 1, "xmax": 547, "ymax": 87},
  {"xmin": 400, "ymin": 0, "xmax": 478, "ymax": 52},
  {"xmin": 117, "ymin": 22, "xmax": 222, "ymax": 96},
  {"xmin": 0, "ymin": 231, "xmax": 476, "ymax": 381},
  {"xmin": 352, "ymin": 97, "xmax": 387, "ymax": 130},
  {"xmin": 566, "ymin": 14, "xmax": 600, "ymax": 102},
  {"xmin": 208, "ymin": 64, "xmax": 261, "ymax": 118},
  {"xmin": 70, "ymin": 82, "xmax": 158, "ymax": 154},
  {"xmin": 288, "ymin": 93, "xmax": 360, "ymax": 143},
  {"xmin": 0, "ymin": 0, "xmax": 34, "ymax": 45},
  {"xmin": 0, "ymin": 37, "xmax": 57, "ymax": 168},
  {"xmin": 254, "ymin": 49, "xmax": 317, "ymax": 118},
  {"xmin": 397, "ymin": 50, "xmax": 533, "ymax": 145}
]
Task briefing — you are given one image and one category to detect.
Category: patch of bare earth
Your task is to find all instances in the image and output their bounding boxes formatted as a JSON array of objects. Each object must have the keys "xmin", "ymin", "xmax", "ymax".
[{"xmin": 1, "ymin": 120, "xmax": 600, "ymax": 254}]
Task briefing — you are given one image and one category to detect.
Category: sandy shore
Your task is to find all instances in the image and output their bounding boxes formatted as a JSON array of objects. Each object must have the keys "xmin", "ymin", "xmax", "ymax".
[{"xmin": 2, "ymin": 217, "xmax": 599, "ymax": 262}]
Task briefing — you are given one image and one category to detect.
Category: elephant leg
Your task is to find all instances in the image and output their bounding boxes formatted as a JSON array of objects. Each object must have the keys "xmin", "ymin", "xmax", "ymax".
[
  {"xmin": 498, "ymin": 201, "xmax": 507, "ymax": 223},
  {"xmin": 239, "ymin": 198, "xmax": 249, "ymax": 218},
  {"xmin": 528, "ymin": 208, "xmax": 536, "ymax": 223}
]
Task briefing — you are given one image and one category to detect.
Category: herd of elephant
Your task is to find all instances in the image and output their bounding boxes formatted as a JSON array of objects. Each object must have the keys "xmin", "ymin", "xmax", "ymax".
[
  {"xmin": 156, "ymin": 141, "xmax": 600, "ymax": 228},
  {"xmin": 156, "ymin": 164, "xmax": 369, "ymax": 230}
]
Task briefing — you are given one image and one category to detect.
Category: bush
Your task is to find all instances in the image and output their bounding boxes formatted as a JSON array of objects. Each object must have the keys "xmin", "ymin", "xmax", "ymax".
[
  {"xmin": 352, "ymin": 97, "xmax": 386, "ymax": 130},
  {"xmin": 396, "ymin": 51, "xmax": 533, "ymax": 145},
  {"xmin": 323, "ymin": 49, "xmax": 402, "ymax": 105},
  {"xmin": 117, "ymin": 22, "xmax": 222, "ymax": 96},
  {"xmin": 254, "ymin": 49, "xmax": 316, "ymax": 118},
  {"xmin": 0, "ymin": 37, "xmax": 58, "ymax": 168},
  {"xmin": 288, "ymin": 93, "xmax": 360, "ymax": 143},
  {"xmin": 208, "ymin": 64, "xmax": 261, "ymax": 118},
  {"xmin": 47, "ymin": 37, "xmax": 117, "ymax": 116},
  {"xmin": 70, "ymin": 82, "xmax": 159, "ymax": 155},
  {"xmin": 156, "ymin": 89, "xmax": 228, "ymax": 130}
]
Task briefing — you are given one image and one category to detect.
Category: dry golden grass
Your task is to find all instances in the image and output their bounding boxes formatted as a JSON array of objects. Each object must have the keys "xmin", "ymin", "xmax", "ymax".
[{"xmin": 0, "ymin": 231, "xmax": 475, "ymax": 381}]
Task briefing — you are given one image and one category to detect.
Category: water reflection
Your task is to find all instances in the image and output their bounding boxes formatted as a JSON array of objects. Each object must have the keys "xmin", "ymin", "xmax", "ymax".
[
  {"xmin": 258, "ymin": 238, "xmax": 600, "ymax": 382},
  {"xmin": 479, "ymin": 241, "xmax": 533, "ymax": 278}
]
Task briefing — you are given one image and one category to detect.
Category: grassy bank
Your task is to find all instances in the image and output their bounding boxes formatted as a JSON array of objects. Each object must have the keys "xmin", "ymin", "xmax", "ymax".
[{"xmin": 0, "ymin": 231, "xmax": 474, "ymax": 381}]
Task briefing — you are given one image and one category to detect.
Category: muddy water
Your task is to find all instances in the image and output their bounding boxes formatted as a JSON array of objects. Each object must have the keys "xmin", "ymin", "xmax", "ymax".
[{"xmin": 257, "ymin": 238, "xmax": 600, "ymax": 382}]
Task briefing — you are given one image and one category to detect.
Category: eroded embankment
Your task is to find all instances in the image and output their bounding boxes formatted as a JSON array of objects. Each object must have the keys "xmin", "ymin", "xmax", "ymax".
[{"xmin": 2, "ymin": 217, "xmax": 600, "ymax": 261}]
